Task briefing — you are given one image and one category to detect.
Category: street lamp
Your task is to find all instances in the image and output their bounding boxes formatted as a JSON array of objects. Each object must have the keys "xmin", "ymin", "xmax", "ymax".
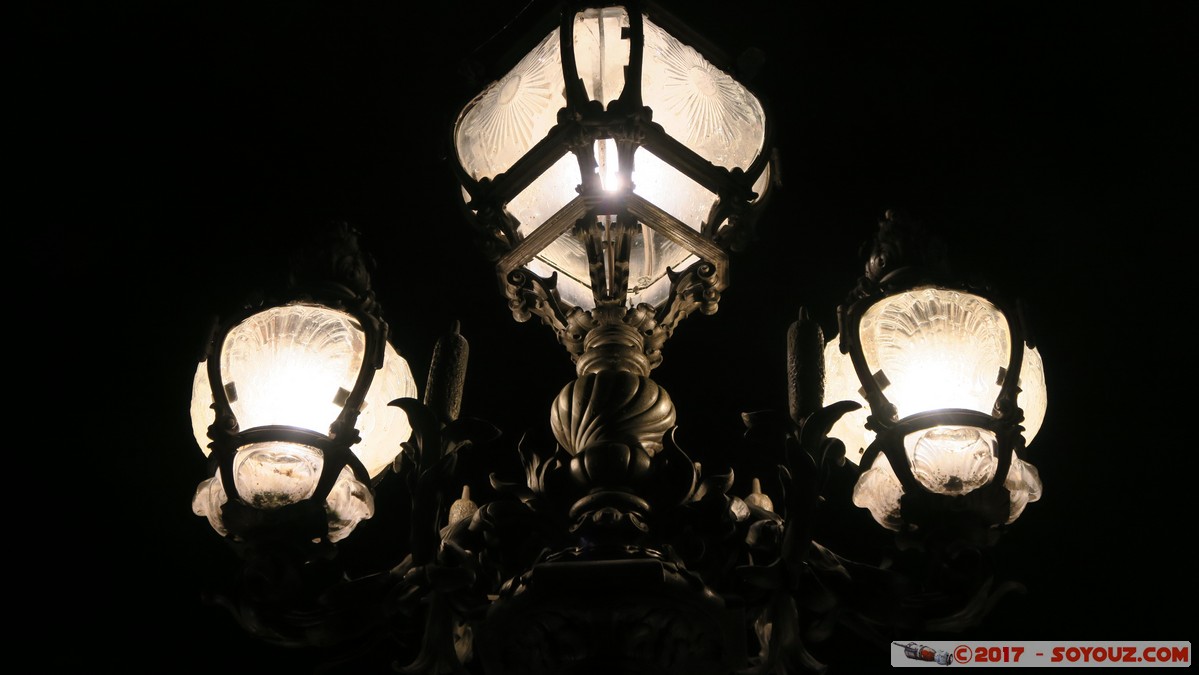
[
  {"xmin": 450, "ymin": 0, "xmax": 775, "ymax": 364},
  {"xmin": 184, "ymin": 3, "xmax": 1050, "ymax": 673},
  {"xmin": 820, "ymin": 212, "xmax": 1047, "ymax": 534},
  {"xmin": 189, "ymin": 223, "xmax": 418, "ymax": 544}
]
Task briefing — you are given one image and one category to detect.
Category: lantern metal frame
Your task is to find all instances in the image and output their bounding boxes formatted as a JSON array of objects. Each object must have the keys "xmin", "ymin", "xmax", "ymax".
[
  {"xmin": 834, "ymin": 211, "xmax": 1037, "ymax": 532},
  {"xmin": 196, "ymin": 223, "xmax": 393, "ymax": 540},
  {"xmin": 451, "ymin": 0, "xmax": 778, "ymax": 366}
]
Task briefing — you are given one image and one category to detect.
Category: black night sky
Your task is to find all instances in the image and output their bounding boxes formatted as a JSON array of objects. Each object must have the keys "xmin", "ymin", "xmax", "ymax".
[{"xmin": 32, "ymin": 0, "xmax": 1195, "ymax": 672}]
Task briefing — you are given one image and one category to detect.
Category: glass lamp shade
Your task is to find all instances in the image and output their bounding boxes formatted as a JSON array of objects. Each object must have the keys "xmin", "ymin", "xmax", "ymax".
[
  {"xmin": 822, "ymin": 287, "xmax": 1048, "ymax": 528},
  {"xmin": 852, "ymin": 447, "xmax": 1043, "ymax": 531},
  {"xmin": 453, "ymin": 5, "xmax": 771, "ymax": 310},
  {"xmin": 191, "ymin": 443, "xmax": 374, "ymax": 542},
  {"xmin": 824, "ymin": 287, "xmax": 1047, "ymax": 464},
  {"xmin": 189, "ymin": 303, "xmax": 417, "ymax": 539}
]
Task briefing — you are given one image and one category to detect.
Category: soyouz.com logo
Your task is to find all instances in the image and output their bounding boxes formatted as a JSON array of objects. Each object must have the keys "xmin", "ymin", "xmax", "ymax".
[{"xmin": 890, "ymin": 641, "xmax": 1190, "ymax": 667}]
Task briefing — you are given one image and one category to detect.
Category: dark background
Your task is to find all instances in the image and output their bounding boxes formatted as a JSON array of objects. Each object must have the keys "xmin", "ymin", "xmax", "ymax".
[{"xmin": 28, "ymin": 0, "xmax": 1195, "ymax": 672}]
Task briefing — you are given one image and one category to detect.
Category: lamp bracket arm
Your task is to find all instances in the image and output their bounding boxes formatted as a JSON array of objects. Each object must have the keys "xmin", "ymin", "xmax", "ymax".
[{"xmin": 502, "ymin": 266, "xmax": 575, "ymax": 340}]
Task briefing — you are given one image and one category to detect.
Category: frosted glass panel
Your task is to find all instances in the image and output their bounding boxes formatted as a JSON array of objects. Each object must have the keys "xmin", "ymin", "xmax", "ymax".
[
  {"xmin": 904, "ymin": 426, "xmax": 998, "ymax": 496},
  {"xmin": 628, "ymin": 147, "xmax": 717, "ymax": 234},
  {"xmin": 822, "ymin": 339, "xmax": 872, "ymax": 465},
  {"xmin": 191, "ymin": 442, "xmax": 374, "ymax": 542},
  {"xmin": 454, "ymin": 27, "xmax": 566, "ymax": 181},
  {"xmin": 573, "ymin": 7, "xmax": 630, "ymax": 106},
  {"xmin": 510, "ymin": 153, "xmax": 581, "ymax": 236},
  {"xmin": 220, "ymin": 305, "xmax": 368, "ymax": 433},
  {"xmin": 824, "ymin": 295, "xmax": 1047, "ymax": 465},
  {"xmin": 860, "ymin": 287, "xmax": 1010, "ymax": 419},
  {"xmin": 190, "ymin": 360, "xmax": 215, "ymax": 452},
  {"xmin": 189, "ymin": 303, "xmax": 417, "ymax": 479},
  {"xmin": 751, "ymin": 165, "xmax": 770, "ymax": 202},
  {"xmin": 230, "ymin": 441, "xmax": 324, "ymax": 509},
  {"xmin": 1005, "ymin": 456, "xmax": 1043, "ymax": 523},
  {"xmin": 527, "ymin": 236, "xmax": 593, "ymax": 309},
  {"xmin": 642, "ymin": 16, "xmax": 766, "ymax": 171},
  {"xmin": 852, "ymin": 449, "xmax": 1042, "ymax": 530},
  {"xmin": 631, "ymin": 253, "xmax": 698, "ymax": 307},
  {"xmin": 851, "ymin": 453, "xmax": 906, "ymax": 530},
  {"xmin": 1019, "ymin": 345, "xmax": 1047, "ymax": 444},
  {"xmin": 356, "ymin": 330, "xmax": 419, "ymax": 477}
]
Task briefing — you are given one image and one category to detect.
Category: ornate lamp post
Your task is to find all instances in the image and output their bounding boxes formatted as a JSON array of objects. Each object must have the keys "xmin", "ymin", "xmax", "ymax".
[
  {"xmin": 183, "ymin": 4, "xmax": 1051, "ymax": 673},
  {"xmin": 444, "ymin": 5, "xmax": 779, "ymax": 670}
]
